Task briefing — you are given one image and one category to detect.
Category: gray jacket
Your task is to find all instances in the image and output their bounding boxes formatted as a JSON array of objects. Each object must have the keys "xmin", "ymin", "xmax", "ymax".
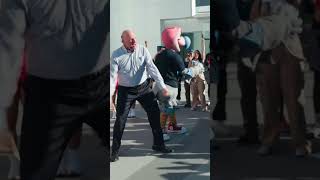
[{"xmin": 0, "ymin": 0, "xmax": 109, "ymax": 107}]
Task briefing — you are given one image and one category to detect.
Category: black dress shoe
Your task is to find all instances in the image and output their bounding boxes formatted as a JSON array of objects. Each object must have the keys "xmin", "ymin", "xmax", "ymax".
[
  {"xmin": 110, "ymin": 152, "xmax": 119, "ymax": 162},
  {"xmin": 152, "ymin": 145, "xmax": 173, "ymax": 153}
]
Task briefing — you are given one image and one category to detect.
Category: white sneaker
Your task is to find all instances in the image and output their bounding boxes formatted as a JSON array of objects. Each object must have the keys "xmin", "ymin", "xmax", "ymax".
[
  {"xmin": 128, "ymin": 109, "xmax": 136, "ymax": 118},
  {"xmin": 111, "ymin": 111, "xmax": 116, "ymax": 119},
  {"xmin": 163, "ymin": 133, "xmax": 171, "ymax": 141},
  {"xmin": 8, "ymin": 155, "xmax": 20, "ymax": 180}
]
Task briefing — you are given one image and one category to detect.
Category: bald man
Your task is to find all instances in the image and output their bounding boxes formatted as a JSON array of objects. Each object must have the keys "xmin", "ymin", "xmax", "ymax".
[{"xmin": 110, "ymin": 30, "xmax": 172, "ymax": 162}]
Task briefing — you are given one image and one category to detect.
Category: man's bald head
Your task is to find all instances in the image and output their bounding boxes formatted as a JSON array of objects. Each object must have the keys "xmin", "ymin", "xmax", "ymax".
[{"xmin": 121, "ymin": 30, "xmax": 137, "ymax": 52}]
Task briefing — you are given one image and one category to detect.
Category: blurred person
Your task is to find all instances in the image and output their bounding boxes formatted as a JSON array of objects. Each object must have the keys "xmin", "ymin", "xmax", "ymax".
[
  {"xmin": 190, "ymin": 50, "xmax": 208, "ymax": 111},
  {"xmin": 183, "ymin": 49, "xmax": 194, "ymax": 108},
  {"xmin": 253, "ymin": 0, "xmax": 312, "ymax": 157},
  {"xmin": 307, "ymin": 0, "xmax": 320, "ymax": 138},
  {"xmin": 154, "ymin": 27, "xmax": 194, "ymax": 139},
  {"xmin": 236, "ymin": 0, "xmax": 260, "ymax": 145},
  {"xmin": 0, "ymin": 1, "xmax": 110, "ymax": 180}
]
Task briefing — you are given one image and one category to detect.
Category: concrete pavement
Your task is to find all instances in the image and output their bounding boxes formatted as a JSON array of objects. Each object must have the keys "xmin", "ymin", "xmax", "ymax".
[{"xmin": 110, "ymin": 102, "xmax": 210, "ymax": 180}]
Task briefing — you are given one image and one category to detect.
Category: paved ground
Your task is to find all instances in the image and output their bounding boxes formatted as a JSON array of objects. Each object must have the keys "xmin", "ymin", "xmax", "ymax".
[
  {"xmin": 212, "ymin": 128, "xmax": 320, "ymax": 180},
  {"xmin": 110, "ymin": 103, "xmax": 210, "ymax": 180}
]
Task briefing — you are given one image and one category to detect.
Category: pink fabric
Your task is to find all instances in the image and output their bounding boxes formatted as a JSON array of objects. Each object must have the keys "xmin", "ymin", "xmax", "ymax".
[{"xmin": 161, "ymin": 26, "xmax": 182, "ymax": 52}]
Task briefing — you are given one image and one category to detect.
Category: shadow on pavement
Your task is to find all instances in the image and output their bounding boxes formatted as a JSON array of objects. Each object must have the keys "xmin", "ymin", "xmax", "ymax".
[{"xmin": 211, "ymin": 126, "xmax": 320, "ymax": 180}]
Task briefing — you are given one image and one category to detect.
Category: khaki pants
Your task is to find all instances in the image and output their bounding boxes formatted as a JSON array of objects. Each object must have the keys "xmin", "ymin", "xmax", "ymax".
[
  {"xmin": 256, "ymin": 44, "xmax": 307, "ymax": 148},
  {"xmin": 190, "ymin": 78, "xmax": 206, "ymax": 109}
]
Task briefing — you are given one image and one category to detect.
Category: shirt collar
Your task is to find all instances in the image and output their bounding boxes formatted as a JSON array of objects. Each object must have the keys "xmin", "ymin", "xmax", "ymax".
[{"xmin": 121, "ymin": 45, "xmax": 137, "ymax": 53}]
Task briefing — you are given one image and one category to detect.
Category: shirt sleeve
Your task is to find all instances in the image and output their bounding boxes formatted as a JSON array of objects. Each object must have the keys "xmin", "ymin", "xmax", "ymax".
[
  {"xmin": 0, "ymin": 0, "xmax": 27, "ymax": 108},
  {"xmin": 110, "ymin": 52, "xmax": 119, "ymax": 96},
  {"xmin": 144, "ymin": 47, "xmax": 166, "ymax": 90}
]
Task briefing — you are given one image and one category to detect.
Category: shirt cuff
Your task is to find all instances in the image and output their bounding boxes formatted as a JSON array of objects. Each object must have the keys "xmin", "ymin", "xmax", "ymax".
[{"xmin": 157, "ymin": 81, "xmax": 167, "ymax": 90}]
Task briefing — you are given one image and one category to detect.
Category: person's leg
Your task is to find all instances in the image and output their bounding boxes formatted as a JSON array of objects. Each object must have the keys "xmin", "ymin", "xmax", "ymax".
[
  {"xmin": 162, "ymin": 85, "xmax": 187, "ymax": 134},
  {"xmin": 237, "ymin": 60, "xmax": 259, "ymax": 144},
  {"xmin": 177, "ymin": 80, "xmax": 181, "ymax": 100},
  {"xmin": 212, "ymin": 60, "xmax": 227, "ymax": 121},
  {"xmin": 256, "ymin": 62, "xmax": 281, "ymax": 154},
  {"xmin": 190, "ymin": 81, "xmax": 199, "ymax": 109},
  {"xmin": 6, "ymin": 92, "xmax": 19, "ymax": 143},
  {"xmin": 6, "ymin": 89, "xmax": 21, "ymax": 180},
  {"xmin": 136, "ymin": 82, "xmax": 172, "ymax": 152},
  {"xmin": 197, "ymin": 80, "xmax": 207, "ymax": 111},
  {"xmin": 57, "ymin": 127, "xmax": 82, "ymax": 177},
  {"xmin": 276, "ymin": 45, "xmax": 310, "ymax": 156},
  {"xmin": 208, "ymin": 83, "xmax": 210, "ymax": 98},
  {"xmin": 111, "ymin": 86, "xmax": 136, "ymax": 157},
  {"xmin": 211, "ymin": 60, "xmax": 229, "ymax": 135},
  {"xmin": 184, "ymin": 81, "xmax": 191, "ymax": 107},
  {"xmin": 314, "ymin": 69, "xmax": 320, "ymax": 123},
  {"xmin": 313, "ymin": 69, "xmax": 320, "ymax": 138},
  {"xmin": 20, "ymin": 77, "xmax": 84, "ymax": 180},
  {"xmin": 111, "ymin": 90, "xmax": 117, "ymax": 119}
]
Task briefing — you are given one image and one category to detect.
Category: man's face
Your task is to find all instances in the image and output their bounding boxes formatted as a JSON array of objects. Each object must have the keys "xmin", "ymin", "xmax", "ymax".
[{"xmin": 122, "ymin": 31, "xmax": 137, "ymax": 52}]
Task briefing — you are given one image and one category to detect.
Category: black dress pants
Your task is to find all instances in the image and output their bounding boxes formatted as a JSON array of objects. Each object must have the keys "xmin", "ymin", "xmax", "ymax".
[
  {"xmin": 111, "ymin": 79, "xmax": 164, "ymax": 153},
  {"xmin": 20, "ymin": 66, "xmax": 108, "ymax": 180}
]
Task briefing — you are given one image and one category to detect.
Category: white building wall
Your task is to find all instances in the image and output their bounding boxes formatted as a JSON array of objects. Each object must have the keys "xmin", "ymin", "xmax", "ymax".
[{"xmin": 110, "ymin": 0, "xmax": 195, "ymax": 56}]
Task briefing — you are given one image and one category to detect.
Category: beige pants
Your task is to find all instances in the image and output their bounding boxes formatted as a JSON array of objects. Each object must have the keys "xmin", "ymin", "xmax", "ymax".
[
  {"xmin": 256, "ymin": 44, "xmax": 307, "ymax": 148},
  {"xmin": 190, "ymin": 77, "xmax": 206, "ymax": 109}
]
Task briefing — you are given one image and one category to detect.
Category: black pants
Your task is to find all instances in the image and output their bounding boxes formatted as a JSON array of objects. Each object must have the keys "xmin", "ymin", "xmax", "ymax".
[
  {"xmin": 111, "ymin": 79, "xmax": 164, "ymax": 153},
  {"xmin": 20, "ymin": 66, "xmax": 108, "ymax": 180},
  {"xmin": 212, "ymin": 59, "xmax": 227, "ymax": 121},
  {"xmin": 314, "ymin": 69, "xmax": 320, "ymax": 115},
  {"xmin": 184, "ymin": 81, "xmax": 191, "ymax": 105},
  {"xmin": 177, "ymin": 79, "xmax": 181, "ymax": 100},
  {"xmin": 237, "ymin": 60, "xmax": 258, "ymax": 136}
]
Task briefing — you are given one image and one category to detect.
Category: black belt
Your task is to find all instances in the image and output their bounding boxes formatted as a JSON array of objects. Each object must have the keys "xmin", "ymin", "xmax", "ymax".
[{"xmin": 118, "ymin": 78, "xmax": 152, "ymax": 92}]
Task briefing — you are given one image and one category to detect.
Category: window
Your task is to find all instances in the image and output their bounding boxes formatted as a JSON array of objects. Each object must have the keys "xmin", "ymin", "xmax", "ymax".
[
  {"xmin": 196, "ymin": 0, "xmax": 210, "ymax": 13},
  {"xmin": 196, "ymin": 0, "xmax": 210, "ymax": 7}
]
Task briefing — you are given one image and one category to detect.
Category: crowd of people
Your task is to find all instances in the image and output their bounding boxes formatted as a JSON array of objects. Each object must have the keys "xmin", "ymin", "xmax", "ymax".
[
  {"xmin": 109, "ymin": 27, "xmax": 213, "ymax": 162},
  {"xmin": 211, "ymin": 0, "xmax": 320, "ymax": 157}
]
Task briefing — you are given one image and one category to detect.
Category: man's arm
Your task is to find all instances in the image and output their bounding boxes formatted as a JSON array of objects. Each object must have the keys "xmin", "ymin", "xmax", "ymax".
[
  {"xmin": 201, "ymin": 33, "xmax": 206, "ymax": 63},
  {"xmin": 144, "ymin": 47, "xmax": 166, "ymax": 90},
  {"xmin": 0, "ymin": 0, "xmax": 27, "ymax": 108},
  {"xmin": 110, "ymin": 52, "xmax": 119, "ymax": 97}
]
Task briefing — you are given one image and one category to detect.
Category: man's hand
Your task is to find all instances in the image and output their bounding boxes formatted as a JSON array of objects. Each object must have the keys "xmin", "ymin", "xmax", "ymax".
[{"xmin": 161, "ymin": 88, "xmax": 169, "ymax": 97}]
